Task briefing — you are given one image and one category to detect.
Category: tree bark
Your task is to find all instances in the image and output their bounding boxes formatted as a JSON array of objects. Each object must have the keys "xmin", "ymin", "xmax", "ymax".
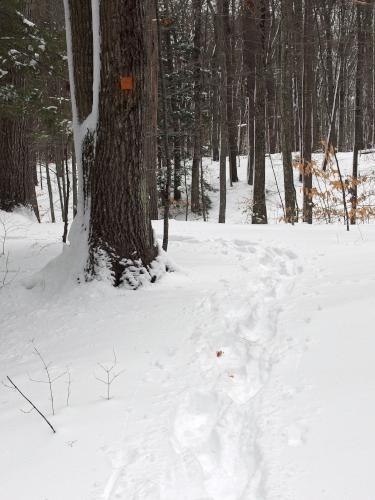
[
  {"xmin": 46, "ymin": 161, "xmax": 56, "ymax": 223},
  {"xmin": 252, "ymin": 0, "xmax": 268, "ymax": 224},
  {"xmin": 223, "ymin": 0, "xmax": 238, "ymax": 183},
  {"xmin": 66, "ymin": 0, "xmax": 158, "ymax": 286},
  {"xmin": 351, "ymin": 2, "xmax": 367, "ymax": 225},
  {"xmin": 191, "ymin": 0, "xmax": 203, "ymax": 213},
  {"xmin": 145, "ymin": 0, "xmax": 159, "ymax": 218},
  {"xmin": 280, "ymin": 0, "xmax": 297, "ymax": 223},
  {"xmin": 303, "ymin": 0, "xmax": 314, "ymax": 224},
  {"xmin": 217, "ymin": 0, "xmax": 227, "ymax": 223},
  {"xmin": 242, "ymin": 0, "xmax": 256, "ymax": 186},
  {"xmin": 0, "ymin": 113, "xmax": 39, "ymax": 217}
]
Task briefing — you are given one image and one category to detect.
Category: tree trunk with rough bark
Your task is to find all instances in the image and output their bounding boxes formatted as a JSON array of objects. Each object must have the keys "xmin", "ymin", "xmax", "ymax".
[
  {"xmin": 242, "ymin": 0, "xmax": 256, "ymax": 186},
  {"xmin": 217, "ymin": 0, "xmax": 227, "ymax": 223},
  {"xmin": 252, "ymin": 0, "xmax": 268, "ymax": 224},
  {"xmin": 145, "ymin": 0, "xmax": 159, "ymax": 218},
  {"xmin": 66, "ymin": 0, "xmax": 158, "ymax": 287},
  {"xmin": 351, "ymin": 2, "xmax": 367, "ymax": 225},
  {"xmin": 0, "ymin": 93, "xmax": 39, "ymax": 218},
  {"xmin": 162, "ymin": 4, "xmax": 182, "ymax": 202},
  {"xmin": 191, "ymin": 0, "xmax": 203, "ymax": 213},
  {"xmin": 280, "ymin": 0, "xmax": 297, "ymax": 223},
  {"xmin": 223, "ymin": 0, "xmax": 238, "ymax": 183},
  {"xmin": 303, "ymin": 0, "xmax": 313, "ymax": 224}
]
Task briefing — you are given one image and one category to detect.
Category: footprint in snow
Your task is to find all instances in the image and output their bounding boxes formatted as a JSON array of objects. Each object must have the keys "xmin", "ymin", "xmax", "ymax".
[{"xmin": 284, "ymin": 423, "xmax": 308, "ymax": 447}]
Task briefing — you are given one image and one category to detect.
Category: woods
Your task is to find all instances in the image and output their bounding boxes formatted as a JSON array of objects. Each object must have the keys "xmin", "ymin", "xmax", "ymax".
[
  {"xmin": 3, "ymin": 2, "xmax": 375, "ymax": 499},
  {"xmin": 1, "ymin": 0, "xmax": 375, "ymax": 280}
]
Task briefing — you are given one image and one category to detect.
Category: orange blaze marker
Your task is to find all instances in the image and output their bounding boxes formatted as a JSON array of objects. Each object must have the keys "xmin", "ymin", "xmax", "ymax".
[{"xmin": 120, "ymin": 76, "xmax": 134, "ymax": 91}]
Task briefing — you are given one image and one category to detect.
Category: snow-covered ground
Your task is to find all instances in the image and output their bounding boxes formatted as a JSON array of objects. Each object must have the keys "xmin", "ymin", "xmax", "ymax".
[{"xmin": 1, "ymin": 154, "xmax": 375, "ymax": 499}]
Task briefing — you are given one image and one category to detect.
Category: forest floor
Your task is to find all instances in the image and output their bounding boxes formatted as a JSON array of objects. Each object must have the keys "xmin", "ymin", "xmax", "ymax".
[{"xmin": 1, "ymin": 155, "xmax": 375, "ymax": 499}]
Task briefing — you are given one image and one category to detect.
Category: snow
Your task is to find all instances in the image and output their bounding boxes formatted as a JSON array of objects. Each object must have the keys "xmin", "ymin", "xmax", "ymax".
[
  {"xmin": 15, "ymin": 11, "xmax": 35, "ymax": 28},
  {"xmin": 1, "ymin": 154, "xmax": 375, "ymax": 499},
  {"xmin": 61, "ymin": 0, "xmax": 102, "ymax": 283}
]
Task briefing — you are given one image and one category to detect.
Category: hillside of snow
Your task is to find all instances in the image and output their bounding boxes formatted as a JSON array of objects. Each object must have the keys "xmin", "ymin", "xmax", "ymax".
[{"xmin": 1, "ymin": 155, "xmax": 375, "ymax": 499}]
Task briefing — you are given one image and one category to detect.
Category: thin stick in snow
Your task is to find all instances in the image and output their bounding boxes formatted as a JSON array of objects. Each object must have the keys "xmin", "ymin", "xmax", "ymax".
[
  {"xmin": 6, "ymin": 376, "xmax": 56, "ymax": 434},
  {"xmin": 95, "ymin": 349, "xmax": 124, "ymax": 400},
  {"xmin": 29, "ymin": 344, "xmax": 67, "ymax": 416}
]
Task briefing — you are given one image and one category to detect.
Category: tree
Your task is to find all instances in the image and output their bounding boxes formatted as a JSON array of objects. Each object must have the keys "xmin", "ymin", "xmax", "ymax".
[
  {"xmin": 64, "ymin": 0, "xmax": 158, "ymax": 287},
  {"xmin": 162, "ymin": 1, "xmax": 182, "ymax": 203},
  {"xmin": 223, "ymin": 0, "xmax": 239, "ymax": 183},
  {"xmin": 351, "ymin": 0, "xmax": 369, "ymax": 225},
  {"xmin": 242, "ymin": 0, "xmax": 256, "ymax": 186},
  {"xmin": 145, "ymin": 0, "xmax": 159, "ymax": 219},
  {"xmin": 302, "ymin": 0, "xmax": 314, "ymax": 224},
  {"xmin": 217, "ymin": 0, "xmax": 227, "ymax": 223},
  {"xmin": 0, "ymin": 2, "xmax": 42, "ymax": 217},
  {"xmin": 191, "ymin": 0, "xmax": 203, "ymax": 213},
  {"xmin": 280, "ymin": 0, "xmax": 297, "ymax": 222},
  {"xmin": 251, "ymin": 0, "xmax": 268, "ymax": 224}
]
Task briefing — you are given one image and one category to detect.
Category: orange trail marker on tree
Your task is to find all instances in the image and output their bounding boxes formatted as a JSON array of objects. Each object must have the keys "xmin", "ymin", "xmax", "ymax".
[{"xmin": 120, "ymin": 76, "xmax": 134, "ymax": 91}]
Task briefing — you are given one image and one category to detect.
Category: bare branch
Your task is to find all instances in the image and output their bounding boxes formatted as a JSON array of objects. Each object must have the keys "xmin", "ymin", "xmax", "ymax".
[
  {"xmin": 6, "ymin": 376, "xmax": 56, "ymax": 434},
  {"xmin": 95, "ymin": 349, "xmax": 124, "ymax": 400}
]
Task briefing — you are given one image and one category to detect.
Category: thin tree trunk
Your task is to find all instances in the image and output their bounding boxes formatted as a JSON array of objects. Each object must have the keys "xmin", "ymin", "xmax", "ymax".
[
  {"xmin": 351, "ymin": 2, "xmax": 366, "ymax": 225},
  {"xmin": 145, "ymin": 1, "xmax": 159, "ymax": 218},
  {"xmin": 72, "ymin": 149, "xmax": 78, "ymax": 218},
  {"xmin": 155, "ymin": 0, "xmax": 172, "ymax": 250},
  {"xmin": 242, "ymin": 0, "xmax": 256, "ymax": 186},
  {"xmin": 191, "ymin": 0, "xmax": 203, "ymax": 212},
  {"xmin": 303, "ymin": 0, "xmax": 314, "ymax": 224},
  {"xmin": 223, "ymin": 0, "xmax": 238, "ymax": 183},
  {"xmin": 46, "ymin": 162, "xmax": 56, "ymax": 223},
  {"xmin": 217, "ymin": 0, "xmax": 227, "ymax": 223},
  {"xmin": 56, "ymin": 164, "xmax": 65, "ymax": 221},
  {"xmin": 252, "ymin": 0, "xmax": 268, "ymax": 224},
  {"xmin": 62, "ymin": 151, "xmax": 70, "ymax": 243},
  {"xmin": 163, "ymin": 0, "xmax": 182, "ymax": 202},
  {"xmin": 281, "ymin": 0, "xmax": 297, "ymax": 223}
]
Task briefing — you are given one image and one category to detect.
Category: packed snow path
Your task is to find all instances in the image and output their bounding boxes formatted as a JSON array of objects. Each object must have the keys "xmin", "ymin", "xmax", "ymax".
[
  {"xmin": 2, "ymin": 211, "xmax": 375, "ymax": 499},
  {"xmin": 95, "ymin": 231, "xmax": 298, "ymax": 500},
  {"xmin": 1, "ymin": 215, "xmax": 299, "ymax": 500}
]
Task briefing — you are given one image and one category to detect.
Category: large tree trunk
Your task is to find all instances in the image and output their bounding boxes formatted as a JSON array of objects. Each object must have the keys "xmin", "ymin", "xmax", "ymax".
[
  {"xmin": 0, "ymin": 1, "xmax": 39, "ymax": 219},
  {"xmin": 280, "ymin": 0, "xmax": 297, "ymax": 223},
  {"xmin": 65, "ymin": 0, "xmax": 158, "ymax": 287},
  {"xmin": 0, "ymin": 114, "xmax": 39, "ymax": 217}
]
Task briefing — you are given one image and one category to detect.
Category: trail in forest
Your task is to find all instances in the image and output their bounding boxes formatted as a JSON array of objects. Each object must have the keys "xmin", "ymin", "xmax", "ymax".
[{"xmin": 96, "ymin": 235, "xmax": 299, "ymax": 500}]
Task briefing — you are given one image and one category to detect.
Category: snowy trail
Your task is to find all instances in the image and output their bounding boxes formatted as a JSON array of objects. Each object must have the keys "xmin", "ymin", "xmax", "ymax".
[
  {"xmin": 91, "ymin": 233, "xmax": 299, "ymax": 500},
  {"xmin": 3, "ymin": 212, "xmax": 375, "ymax": 499},
  {"xmin": 255, "ymin": 229, "xmax": 375, "ymax": 500},
  {"xmin": 1, "ymin": 215, "xmax": 302, "ymax": 500}
]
